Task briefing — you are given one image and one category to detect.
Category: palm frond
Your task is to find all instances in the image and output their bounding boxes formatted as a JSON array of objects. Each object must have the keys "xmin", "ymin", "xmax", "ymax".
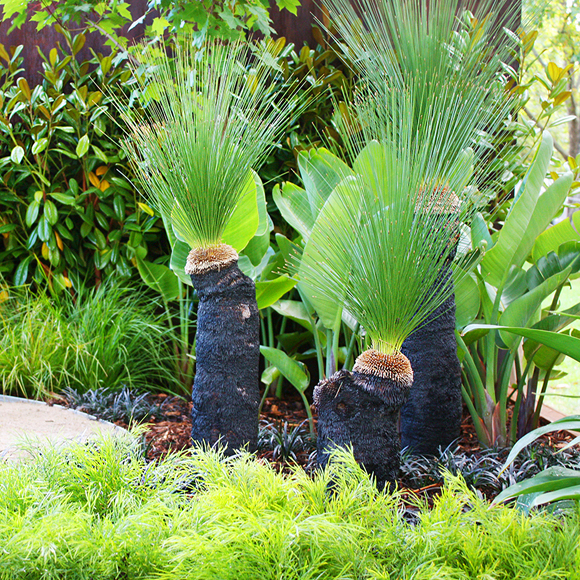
[{"xmin": 121, "ymin": 39, "xmax": 300, "ymax": 250}]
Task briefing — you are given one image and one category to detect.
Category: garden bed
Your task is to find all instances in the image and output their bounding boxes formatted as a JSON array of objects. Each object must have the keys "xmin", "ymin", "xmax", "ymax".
[{"xmin": 54, "ymin": 390, "xmax": 580, "ymax": 506}]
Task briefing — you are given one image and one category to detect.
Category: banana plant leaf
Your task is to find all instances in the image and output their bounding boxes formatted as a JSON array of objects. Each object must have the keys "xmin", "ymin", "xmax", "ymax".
[
  {"xmin": 498, "ymin": 267, "xmax": 571, "ymax": 349},
  {"xmin": 532, "ymin": 208, "xmax": 580, "ymax": 262}
]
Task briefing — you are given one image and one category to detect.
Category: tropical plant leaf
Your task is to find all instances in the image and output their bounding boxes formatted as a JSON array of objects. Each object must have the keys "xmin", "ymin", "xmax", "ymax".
[
  {"xmin": 136, "ymin": 258, "xmax": 180, "ymax": 302},
  {"xmin": 260, "ymin": 345, "xmax": 310, "ymax": 392},
  {"xmin": 255, "ymin": 276, "xmax": 297, "ymax": 310},
  {"xmin": 454, "ymin": 271, "xmax": 480, "ymax": 329},
  {"xmin": 481, "ymin": 133, "xmax": 574, "ymax": 287},
  {"xmin": 494, "ymin": 466, "xmax": 580, "ymax": 506},
  {"xmin": 464, "ymin": 324, "xmax": 580, "ymax": 362},
  {"xmin": 169, "ymin": 240, "xmax": 193, "ymax": 286},
  {"xmin": 499, "ymin": 267, "xmax": 571, "ymax": 349},
  {"xmin": 532, "ymin": 210, "xmax": 580, "ymax": 262}
]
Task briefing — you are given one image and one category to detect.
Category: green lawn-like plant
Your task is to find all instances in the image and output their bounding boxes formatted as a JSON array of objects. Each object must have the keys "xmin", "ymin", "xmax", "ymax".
[
  {"xmin": 0, "ymin": 433, "xmax": 579, "ymax": 579},
  {"xmin": 0, "ymin": 281, "xmax": 179, "ymax": 398}
]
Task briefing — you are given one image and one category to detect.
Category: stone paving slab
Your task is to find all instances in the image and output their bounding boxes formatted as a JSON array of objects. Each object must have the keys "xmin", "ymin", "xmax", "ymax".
[{"xmin": 0, "ymin": 395, "xmax": 123, "ymax": 459}]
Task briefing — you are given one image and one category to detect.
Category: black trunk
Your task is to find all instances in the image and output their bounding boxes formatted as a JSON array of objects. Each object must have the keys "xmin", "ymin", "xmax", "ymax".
[
  {"xmin": 401, "ymin": 267, "xmax": 462, "ymax": 455},
  {"xmin": 314, "ymin": 369, "xmax": 410, "ymax": 489},
  {"xmin": 189, "ymin": 262, "xmax": 260, "ymax": 454}
]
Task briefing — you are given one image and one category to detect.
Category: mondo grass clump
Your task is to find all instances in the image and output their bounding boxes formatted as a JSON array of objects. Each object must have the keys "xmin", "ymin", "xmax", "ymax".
[
  {"xmin": 0, "ymin": 433, "xmax": 579, "ymax": 579},
  {"xmin": 119, "ymin": 39, "xmax": 304, "ymax": 454}
]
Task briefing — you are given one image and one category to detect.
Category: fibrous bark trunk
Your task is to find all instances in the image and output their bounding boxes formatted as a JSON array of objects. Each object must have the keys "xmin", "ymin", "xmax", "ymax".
[
  {"xmin": 189, "ymin": 260, "xmax": 260, "ymax": 454},
  {"xmin": 315, "ymin": 351, "xmax": 412, "ymax": 490},
  {"xmin": 400, "ymin": 260, "xmax": 462, "ymax": 455}
]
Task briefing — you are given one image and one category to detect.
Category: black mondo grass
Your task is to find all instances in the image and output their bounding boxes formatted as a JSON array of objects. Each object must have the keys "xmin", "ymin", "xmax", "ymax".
[
  {"xmin": 303, "ymin": 0, "xmax": 525, "ymax": 480},
  {"xmin": 118, "ymin": 39, "xmax": 304, "ymax": 454}
]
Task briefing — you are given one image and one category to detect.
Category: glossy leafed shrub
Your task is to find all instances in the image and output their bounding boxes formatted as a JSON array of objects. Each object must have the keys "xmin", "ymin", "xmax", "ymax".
[{"xmin": 0, "ymin": 29, "xmax": 165, "ymax": 291}]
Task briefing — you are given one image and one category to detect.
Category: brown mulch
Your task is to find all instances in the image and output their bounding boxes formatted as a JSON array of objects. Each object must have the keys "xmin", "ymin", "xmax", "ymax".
[
  {"xmin": 110, "ymin": 392, "xmax": 576, "ymax": 506},
  {"xmin": 125, "ymin": 393, "xmax": 314, "ymax": 463},
  {"xmin": 125, "ymin": 393, "xmax": 575, "ymax": 462}
]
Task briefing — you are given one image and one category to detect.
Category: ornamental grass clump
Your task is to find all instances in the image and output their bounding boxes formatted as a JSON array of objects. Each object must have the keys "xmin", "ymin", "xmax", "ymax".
[
  {"xmin": 1, "ymin": 435, "xmax": 579, "ymax": 578},
  {"xmin": 120, "ymin": 40, "xmax": 302, "ymax": 453},
  {"xmin": 302, "ymin": 0, "xmax": 524, "ymax": 482}
]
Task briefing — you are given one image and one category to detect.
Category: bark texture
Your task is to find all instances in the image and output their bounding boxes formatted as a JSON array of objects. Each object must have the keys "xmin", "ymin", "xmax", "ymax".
[
  {"xmin": 400, "ymin": 265, "xmax": 462, "ymax": 455},
  {"xmin": 189, "ymin": 261, "xmax": 260, "ymax": 454},
  {"xmin": 314, "ymin": 369, "xmax": 411, "ymax": 489}
]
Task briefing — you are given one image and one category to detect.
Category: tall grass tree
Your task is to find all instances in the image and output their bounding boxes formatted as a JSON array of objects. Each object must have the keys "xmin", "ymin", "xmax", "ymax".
[
  {"xmin": 312, "ymin": 0, "xmax": 526, "ymax": 459},
  {"xmin": 120, "ymin": 39, "xmax": 302, "ymax": 453},
  {"xmin": 301, "ymin": 0, "xmax": 524, "ymax": 483}
]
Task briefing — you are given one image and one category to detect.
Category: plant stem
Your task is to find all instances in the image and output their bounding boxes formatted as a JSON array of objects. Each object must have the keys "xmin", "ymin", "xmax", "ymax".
[
  {"xmin": 343, "ymin": 322, "xmax": 360, "ymax": 370},
  {"xmin": 533, "ymin": 360, "xmax": 556, "ymax": 429},
  {"xmin": 299, "ymin": 390, "xmax": 315, "ymax": 435},
  {"xmin": 456, "ymin": 332, "xmax": 487, "ymax": 416}
]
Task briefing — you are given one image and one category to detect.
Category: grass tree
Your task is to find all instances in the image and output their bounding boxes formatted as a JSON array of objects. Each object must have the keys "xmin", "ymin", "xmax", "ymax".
[
  {"xmin": 298, "ymin": 0, "xmax": 525, "ymax": 484},
  {"xmin": 120, "ymin": 40, "xmax": 300, "ymax": 453},
  {"xmin": 315, "ymin": 0, "xmax": 525, "ymax": 456}
]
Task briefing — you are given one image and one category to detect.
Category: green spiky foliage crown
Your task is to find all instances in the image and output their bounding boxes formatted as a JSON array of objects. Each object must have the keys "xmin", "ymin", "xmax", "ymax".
[
  {"xmin": 121, "ymin": 39, "xmax": 300, "ymax": 251},
  {"xmin": 297, "ymin": 0, "xmax": 524, "ymax": 356}
]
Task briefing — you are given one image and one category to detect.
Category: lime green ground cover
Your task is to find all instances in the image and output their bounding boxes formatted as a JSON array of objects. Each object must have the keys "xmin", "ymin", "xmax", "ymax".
[{"xmin": 0, "ymin": 433, "xmax": 579, "ymax": 580}]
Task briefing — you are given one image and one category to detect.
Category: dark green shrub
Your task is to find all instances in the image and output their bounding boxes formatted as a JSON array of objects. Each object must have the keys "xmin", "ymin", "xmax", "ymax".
[{"xmin": 0, "ymin": 28, "xmax": 166, "ymax": 291}]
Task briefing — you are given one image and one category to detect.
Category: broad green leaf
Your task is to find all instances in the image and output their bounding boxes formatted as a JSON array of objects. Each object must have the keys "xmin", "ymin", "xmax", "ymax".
[
  {"xmin": 353, "ymin": 140, "xmax": 388, "ymax": 199},
  {"xmin": 481, "ymin": 133, "xmax": 573, "ymax": 287},
  {"xmin": 494, "ymin": 466, "xmax": 580, "ymax": 506},
  {"xmin": 49, "ymin": 192, "xmax": 76, "ymax": 205},
  {"xmin": 170, "ymin": 239, "xmax": 193, "ymax": 286},
  {"xmin": 255, "ymin": 276, "xmax": 297, "ymax": 310},
  {"xmin": 76, "ymin": 134, "xmax": 90, "ymax": 158},
  {"xmin": 243, "ymin": 214, "xmax": 273, "ymax": 267},
  {"xmin": 260, "ymin": 345, "xmax": 310, "ymax": 392},
  {"xmin": 13, "ymin": 255, "xmax": 33, "ymax": 286},
  {"xmin": 464, "ymin": 324, "xmax": 580, "ymax": 362},
  {"xmin": 261, "ymin": 365, "xmax": 281, "ymax": 387},
  {"xmin": 299, "ymin": 179, "xmax": 361, "ymax": 329},
  {"xmin": 523, "ymin": 301, "xmax": 580, "ymax": 368},
  {"xmin": 136, "ymin": 258, "xmax": 180, "ymax": 302},
  {"xmin": 270, "ymin": 299, "xmax": 313, "ymax": 332},
  {"xmin": 454, "ymin": 272, "xmax": 480, "ymax": 329},
  {"xmin": 222, "ymin": 170, "xmax": 259, "ymax": 252},
  {"xmin": 31, "ymin": 137, "xmax": 48, "ymax": 155},
  {"xmin": 25, "ymin": 200, "xmax": 40, "ymax": 227},
  {"xmin": 532, "ymin": 211, "xmax": 580, "ymax": 262},
  {"xmin": 470, "ymin": 212, "xmax": 493, "ymax": 250},
  {"xmin": 37, "ymin": 216, "xmax": 51, "ymax": 242},
  {"xmin": 499, "ymin": 268, "xmax": 571, "ymax": 348},
  {"xmin": 252, "ymin": 170, "xmax": 269, "ymax": 237},
  {"xmin": 273, "ymin": 182, "xmax": 314, "ymax": 240},
  {"xmin": 44, "ymin": 200, "xmax": 58, "ymax": 225},
  {"xmin": 298, "ymin": 147, "xmax": 353, "ymax": 221}
]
